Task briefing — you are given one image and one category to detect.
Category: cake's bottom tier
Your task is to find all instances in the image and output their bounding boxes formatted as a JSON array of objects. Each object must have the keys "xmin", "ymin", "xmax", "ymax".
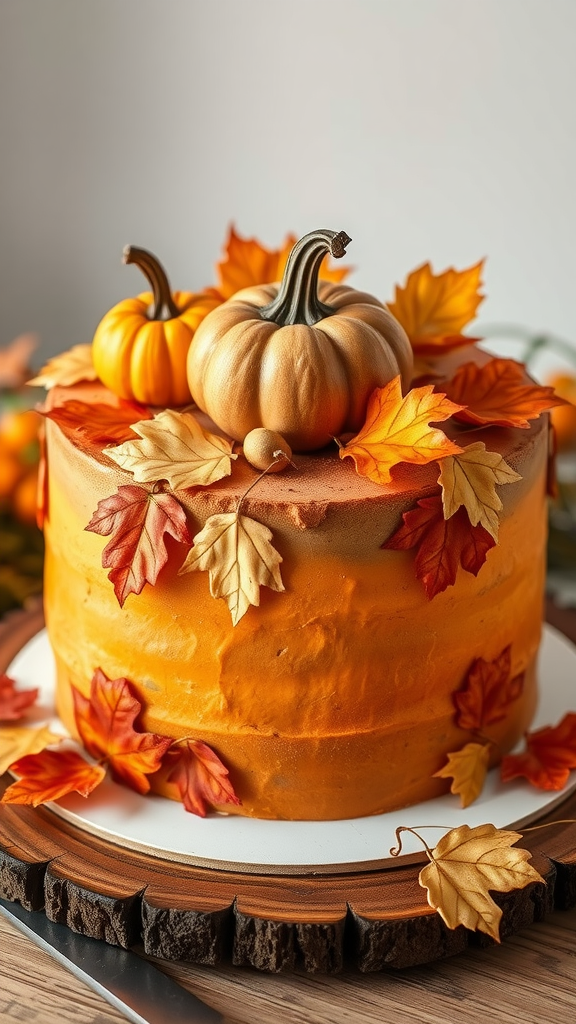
[{"xmin": 51, "ymin": 652, "xmax": 537, "ymax": 820}]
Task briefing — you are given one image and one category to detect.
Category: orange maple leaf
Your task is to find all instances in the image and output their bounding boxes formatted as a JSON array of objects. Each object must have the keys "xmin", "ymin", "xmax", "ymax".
[
  {"xmin": 501, "ymin": 713, "xmax": 576, "ymax": 791},
  {"xmin": 1, "ymin": 749, "xmax": 106, "ymax": 806},
  {"xmin": 44, "ymin": 399, "xmax": 152, "ymax": 451},
  {"xmin": 166, "ymin": 739, "xmax": 241, "ymax": 816},
  {"xmin": 85, "ymin": 484, "xmax": 192, "ymax": 607},
  {"xmin": 72, "ymin": 668, "xmax": 172, "ymax": 794},
  {"xmin": 440, "ymin": 358, "xmax": 569, "ymax": 429},
  {"xmin": 388, "ymin": 260, "xmax": 484, "ymax": 354},
  {"xmin": 383, "ymin": 494, "xmax": 495, "ymax": 599},
  {"xmin": 339, "ymin": 377, "xmax": 464, "ymax": 485},
  {"xmin": 0, "ymin": 674, "xmax": 38, "ymax": 721},
  {"xmin": 434, "ymin": 742, "xmax": 492, "ymax": 808},
  {"xmin": 454, "ymin": 647, "xmax": 524, "ymax": 732},
  {"xmin": 215, "ymin": 225, "xmax": 350, "ymax": 299}
]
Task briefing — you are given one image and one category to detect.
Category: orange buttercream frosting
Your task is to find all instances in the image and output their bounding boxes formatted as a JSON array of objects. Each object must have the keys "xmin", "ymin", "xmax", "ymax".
[{"xmin": 42, "ymin": 380, "xmax": 548, "ymax": 820}]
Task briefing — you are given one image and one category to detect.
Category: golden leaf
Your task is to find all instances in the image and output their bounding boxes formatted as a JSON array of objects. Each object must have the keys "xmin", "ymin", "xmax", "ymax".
[
  {"xmin": 28, "ymin": 344, "xmax": 98, "ymax": 389},
  {"xmin": 104, "ymin": 409, "xmax": 237, "ymax": 489},
  {"xmin": 388, "ymin": 261, "xmax": 484, "ymax": 354},
  {"xmin": 438, "ymin": 442, "xmax": 521, "ymax": 541},
  {"xmin": 179, "ymin": 511, "xmax": 284, "ymax": 625},
  {"xmin": 0, "ymin": 724, "xmax": 63, "ymax": 776},
  {"xmin": 419, "ymin": 823, "xmax": 545, "ymax": 941},
  {"xmin": 340, "ymin": 376, "xmax": 464, "ymax": 486},
  {"xmin": 434, "ymin": 742, "xmax": 492, "ymax": 807}
]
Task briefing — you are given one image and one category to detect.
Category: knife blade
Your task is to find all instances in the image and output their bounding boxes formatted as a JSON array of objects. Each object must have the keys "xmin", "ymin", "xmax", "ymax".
[{"xmin": 0, "ymin": 897, "xmax": 223, "ymax": 1024}]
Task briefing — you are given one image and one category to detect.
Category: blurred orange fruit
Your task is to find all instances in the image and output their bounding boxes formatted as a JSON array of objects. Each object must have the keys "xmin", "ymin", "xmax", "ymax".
[
  {"xmin": 0, "ymin": 409, "xmax": 41, "ymax": 454},
  {"xmin": 12, "ymin": 468, "xmax": 39, "ymax": 525},
  {"xmin": 0, "ymin": 450, "xmax": 24, "ymax": 498},
  {"xmin": 548, "ymin": 373, "xmax": 576, "ymax": 451}
]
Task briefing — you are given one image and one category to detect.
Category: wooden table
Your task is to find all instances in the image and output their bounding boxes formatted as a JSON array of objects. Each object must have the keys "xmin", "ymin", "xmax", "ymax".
[
  {"xmin": 1, "ymin": 908, "xmax": 575, "ymax": 1023},
  {"xmin": 1, "ymin": 599, "xmax": 575, "ymax": 1022}
]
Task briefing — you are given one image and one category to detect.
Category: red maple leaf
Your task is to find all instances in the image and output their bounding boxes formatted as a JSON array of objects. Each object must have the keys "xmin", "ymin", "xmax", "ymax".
[
  {"xmin": 44, "ymin": 399, "xmax": 152, "ymax": 449},
  {"xmin": 72, "ymin": 668, "xmax": 172, "ymax": 794},
  {"xmin": 439, "ymin": 358, "xmax": 569, "ymax": 429},
  {"xmin": 85, "ymin": 484, "xmax": 192, "ymax": 606},
  {"xmin": 1, "ymin": 749, "xmax": 106, "ymax": 806},
  {"xmin": 166, "ymin": 739, "xmax": 241, "ymax": 816},
  {"xmin": 383, "ymin": 494, "xmax": 495, "ymax": 599},
  {"xmin": 453, "ymin": 646, "xmax": 524, "ymax": 732},
  {"xmin": 501, "ymin": 713, "xmax": 576, "ymax": 791},
  {"xmin": 0, "ymin": 674, "xmax": 39, "ymax": 721}
]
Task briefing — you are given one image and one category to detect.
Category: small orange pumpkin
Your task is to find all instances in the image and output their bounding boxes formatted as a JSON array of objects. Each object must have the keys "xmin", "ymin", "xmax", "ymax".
[
  {"xmin": 186, "ymin": 229, "xmax": 413, "ymax": 451},
  {"xmin": 92, "ymin": 246, "xmax": 221, "ymax": 406}
]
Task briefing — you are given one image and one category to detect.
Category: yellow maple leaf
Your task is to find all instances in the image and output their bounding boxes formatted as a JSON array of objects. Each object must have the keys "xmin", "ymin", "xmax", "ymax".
[
  {"xmin": 434, "ymin": 742, "xmax": 492, "ymax": 808},
  {"xmin": 104, "ymin": 409, "xmax": 237, "ymax": 490},
  {"xmin": 388, "ymin": 261, "xmax": 484, "ymax": 354},
  {"xmin": 438, "ymin": 441, "xmax": 522, "ymax": 541},
  {"xmin": 216, "ymin": 225, "xmax": 350, "ymax": 299},
  {"xmin": 28, "ymin": 344, "xmax": 98, "ymax": 389},
  {"xmin": 339, "ymin": 376, "xmax": 464, "ymax": 486},
  {"xmin": 179, "ymin": 511, "xmax": 284, "ymax": 625},
  {"xmin": 419, "ymin": 823, "xmax": 545, "ymax": 942},
  {"xmin": 0, "ymin": 724, "xmax": 63, "ymax": 776}
]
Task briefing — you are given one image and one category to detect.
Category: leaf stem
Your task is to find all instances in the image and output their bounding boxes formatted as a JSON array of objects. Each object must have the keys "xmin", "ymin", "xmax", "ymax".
[
  {"xmin": 390, "ymin": 825, "xmax": 439, "ymax": 859},
  {"xmin": 236, "ymin": 455, "xmax": 288, "ymax": 514}
]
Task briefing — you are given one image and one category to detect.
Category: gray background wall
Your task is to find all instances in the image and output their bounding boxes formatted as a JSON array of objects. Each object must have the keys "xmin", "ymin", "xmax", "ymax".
[{"xmin": 1, "ymin": 0, "xmax": 575, "ymax": 372}]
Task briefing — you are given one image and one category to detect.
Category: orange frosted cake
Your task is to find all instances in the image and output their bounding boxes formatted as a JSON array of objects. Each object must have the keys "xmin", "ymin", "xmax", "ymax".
[{"xmin": 34, "ymin": 227, "xmax": 562, "ymax": 820}]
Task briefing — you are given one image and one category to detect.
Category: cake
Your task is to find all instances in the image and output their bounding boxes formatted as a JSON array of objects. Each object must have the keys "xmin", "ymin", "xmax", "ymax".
[{"xmin": 35, "ymin": 227, "xmax": 560, "ymax": 821}]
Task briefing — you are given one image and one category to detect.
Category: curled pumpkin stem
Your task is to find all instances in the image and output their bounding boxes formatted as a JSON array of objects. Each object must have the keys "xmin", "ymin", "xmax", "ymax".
[
  {"xmin": 123, "ymin": 245, "xmax": 180, "ymax": 321},
  {"xmin": 260, "ymin": 228, "xmax": 351, "ymax": 328}
]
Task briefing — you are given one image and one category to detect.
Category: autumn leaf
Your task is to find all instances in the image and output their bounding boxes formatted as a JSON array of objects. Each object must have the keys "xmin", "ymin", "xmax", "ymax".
[
  {"xmin": 440, "ymin": 358, "xmax": 569, "ymax": 429},
  {"xmin": 44, "ymin": 399, "xmax": 152, "ymax": 449},
  {"xmin": 501, "ymin": 713, "xmax": 576, "ymax": 791},
  {"xmin": 28, "ymin": 344, "xmax": 98, "ymax": 389},
  {"xmin": 85, "ymin": 484, "xmax": 192, "ymax": 607},
  {"xmin": 0, "ymin": 724, "xmax": 62, "ymax": 776},
  {"xmin": 0, "ymin": 674, "xmax": 39, "ymax": 722},
  {"xmin": 454, "ymin": 646, "xmax": 524, "ymax": 732},
  {"xmin": 216, "ymin": 224, "xmax": 350, "ymax": 299},
  {"xmin": 419, "ymin": 823, "xmax": 545, "ymax": 941},
  {"xmin": 438, "ymin": 442, "xmax": 522, "ymax": 541},
  {"xmin": 166, "ymin": 739, "xmax": 241, "ymax": 816},
  {"xmin": 340, "ymin": 377, "xmax": 464, "ymax": 486},
  {"xmin": 383, "ymin": 495, "xmax": 495, "ymax": 599},
  {"xmin": 1, "ymin": 749, "xmax": 106, "ymax": 806},
  {"xmin": 434, "ymin": 742, "xmax": 492, "ymax": 808},
  {"xmin": 0, "ymin": 333, "xmax": 38, "ymax": 389},
  {"xmin": 388, "ymin": 261, "xmax": 484, "ymax": 354},
  {"xmin": 73, "ymin": 668, "xmax": 172, "ymax": 794},
  {"xmin": 104, "ymin": 409, "xmax": 237, "ymax": 490},
  {"xmin": 179, "ymin": 511, "xmax": 284, "ymax": 625}
]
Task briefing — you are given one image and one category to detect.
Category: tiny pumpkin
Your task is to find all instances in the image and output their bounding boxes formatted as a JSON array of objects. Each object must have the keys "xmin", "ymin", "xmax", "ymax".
[
  {"xmin": 92, "ymin": 246, "xmax": 221, "ymax": 407},
  {"xmin": 243, "ymin": 428, "xmax": 292, "ymax": 473},
  {"xmin": 186, "ymin": 228, "xmax": 413, "ymax": 451}
]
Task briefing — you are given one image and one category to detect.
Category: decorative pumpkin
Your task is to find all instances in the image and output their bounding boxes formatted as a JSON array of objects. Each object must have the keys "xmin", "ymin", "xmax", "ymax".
[
  {"xmin": 243, "ymin": 427, "xmax": 292, "ymax": 472},
  {"xmin": 186, "ymin": 228, "xmax": 413, "ymax": 451},
  {"xmin": 93, "ymin": 246, "xmax": 221, "ymax": 406}
]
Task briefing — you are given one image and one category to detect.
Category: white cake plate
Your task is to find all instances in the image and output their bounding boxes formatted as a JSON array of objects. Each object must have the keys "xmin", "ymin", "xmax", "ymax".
[{"xmin": 7, "ymin": 625, "xmax": 576, "ymax": 875}]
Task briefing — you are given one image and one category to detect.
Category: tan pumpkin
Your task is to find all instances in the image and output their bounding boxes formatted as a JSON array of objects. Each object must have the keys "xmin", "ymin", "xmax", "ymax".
[
  {"xmin": 93, "ymin": 246, "xmax": 221, "ymax": 406},
  {"xmin": 186, "ymin": 229, "xmax": 413, "ymax": 451}
]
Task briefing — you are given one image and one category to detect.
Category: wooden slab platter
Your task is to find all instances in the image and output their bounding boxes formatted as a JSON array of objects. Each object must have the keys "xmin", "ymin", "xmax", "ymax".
[{"xmin": 0, "ymin": 604, "xmax": 575, "ymax": 974}]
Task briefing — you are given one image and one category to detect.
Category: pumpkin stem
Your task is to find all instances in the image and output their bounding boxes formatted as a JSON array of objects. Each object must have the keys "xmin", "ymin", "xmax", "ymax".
[
  {"xmin": 259, "ymin": 229, "xmax": 351, "ymax": 327},
  {"xmin": 123, "ymin": 245, "xmax": 180, "ymax": 320}
]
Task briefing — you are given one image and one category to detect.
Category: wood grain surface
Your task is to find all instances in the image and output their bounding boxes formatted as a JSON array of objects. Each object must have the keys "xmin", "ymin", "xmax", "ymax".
[{"xmin": 1, "ymin": 908, "xmax": 575, "ymax": 1024}]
